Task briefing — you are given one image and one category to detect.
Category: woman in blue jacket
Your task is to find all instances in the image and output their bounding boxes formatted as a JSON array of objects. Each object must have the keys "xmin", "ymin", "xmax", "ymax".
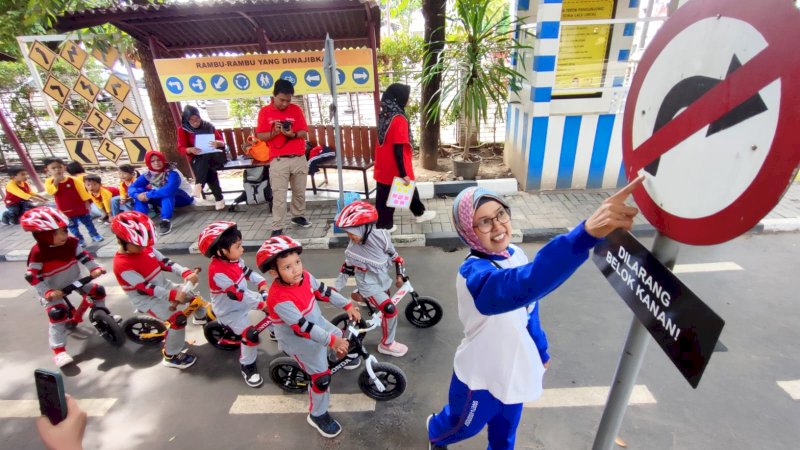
[{"xmin": 128, "ymin": 150, "xmax": 194, "ymax": 236}]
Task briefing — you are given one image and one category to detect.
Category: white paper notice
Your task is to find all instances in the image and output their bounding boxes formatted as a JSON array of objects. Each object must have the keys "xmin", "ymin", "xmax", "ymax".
[{"xmin": 194, "ymin": 134, "xmax": 221, "ymax": 154}]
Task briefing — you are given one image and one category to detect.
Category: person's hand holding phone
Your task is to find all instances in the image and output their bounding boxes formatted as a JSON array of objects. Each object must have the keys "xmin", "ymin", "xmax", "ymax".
[{"xmin": 36, "ymin": 395, "xmax": 87, "ymax": 450}]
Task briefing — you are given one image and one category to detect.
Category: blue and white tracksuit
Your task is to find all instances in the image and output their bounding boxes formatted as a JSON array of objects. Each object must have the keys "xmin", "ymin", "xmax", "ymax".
[{"xmin": 428, "ymin": 224, "xmax": 600, "ymax": 449}]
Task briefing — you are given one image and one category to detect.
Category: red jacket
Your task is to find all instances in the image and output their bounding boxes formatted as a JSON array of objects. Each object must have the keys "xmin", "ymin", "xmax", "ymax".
[
  {"xmin": 177, "ymin": 127, "xmax": 224, "ymax": 159},
  {"xmin": 373, "ymin": 115, "xmax": 415, "ymax": 185}
]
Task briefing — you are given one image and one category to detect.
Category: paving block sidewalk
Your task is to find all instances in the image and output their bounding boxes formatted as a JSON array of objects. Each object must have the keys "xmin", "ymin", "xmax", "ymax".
[{"xmin": 2, "ymin": 183, "xmax": 799, "ymax": 261}]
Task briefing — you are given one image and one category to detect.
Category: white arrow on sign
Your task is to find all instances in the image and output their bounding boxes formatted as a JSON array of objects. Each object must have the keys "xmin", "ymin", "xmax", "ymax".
[
  {"xmin": 191, "ymin": 79, "xmax": 205, "ymax": 91},
  {"xmin": 354, "ymin": 71, "xmax": 367, "ymax": 81},
  {"xmin": 306, "ymin": 74, "xmax": 320, "ymax": 83},
  {"xmin": 168, "ymin": 80, "xmax": 182, "ymax": 90},
  {"xmin": 213, "ymin": 77, "xmax": 226, "ymax": 89}
]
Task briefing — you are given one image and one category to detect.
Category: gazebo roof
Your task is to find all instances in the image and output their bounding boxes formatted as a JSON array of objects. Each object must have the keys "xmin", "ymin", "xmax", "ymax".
[{"xmin": 56, "ymin": 0, "xmax": 381, "ymax": 57}]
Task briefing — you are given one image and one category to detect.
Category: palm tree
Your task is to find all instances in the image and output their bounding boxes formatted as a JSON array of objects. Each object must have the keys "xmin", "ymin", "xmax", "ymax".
[{"xmin": 423, "ymin": 0, "xmax": 530, "ymax": 176}]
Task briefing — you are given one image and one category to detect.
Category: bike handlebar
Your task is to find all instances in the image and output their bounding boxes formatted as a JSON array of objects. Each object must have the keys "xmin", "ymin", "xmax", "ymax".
[{"xmin": 61, "ymin": 275, "xmax": 94, "ymax": 296}]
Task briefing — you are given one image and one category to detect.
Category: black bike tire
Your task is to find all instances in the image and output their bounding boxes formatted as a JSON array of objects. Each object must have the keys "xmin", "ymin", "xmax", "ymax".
[
  {"xmin": 91, "ymin": 309, "xmax": 125, "ymax": 347},
  {"xmin": 358, "ymin": 362, "xmax": 407, "ymax": 401},
  {"xmin": 123, "ymin": 316, "xmax": 166, "ymax": 346},
  {"xmin": 269, "ymin": 356, "xmax": 309, "ymax": 393},
  {"xmin": 330, "ymin": 312, "xmax": 349, "ymax": 335},
  {"xmin": 404, "ymin": 296, "xmax": 443, "ymax": 328},
  {"xmin": 203, "ymin": 321, "xmax": 240, "ymax": 351}
]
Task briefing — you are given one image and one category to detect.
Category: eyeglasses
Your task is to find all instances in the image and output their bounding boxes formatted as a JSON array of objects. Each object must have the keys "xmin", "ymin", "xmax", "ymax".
[{"xmin": 473, "ymin": 208, "xmax": 510, "ymax": 233}]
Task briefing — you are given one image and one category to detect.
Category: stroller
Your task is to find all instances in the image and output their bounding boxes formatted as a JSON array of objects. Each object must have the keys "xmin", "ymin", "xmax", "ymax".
[{"xmin": 228, "ymin": 165, "xmax": 273, "ymax": 212}]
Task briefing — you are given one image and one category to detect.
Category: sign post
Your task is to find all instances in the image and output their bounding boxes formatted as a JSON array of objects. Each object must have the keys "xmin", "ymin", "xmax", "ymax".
[{"xmin": 323, "ymin": 34, "xmax": 345, "ymax": 208}]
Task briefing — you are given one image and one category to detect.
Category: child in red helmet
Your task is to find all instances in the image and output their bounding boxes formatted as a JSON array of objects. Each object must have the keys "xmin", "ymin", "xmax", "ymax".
[
  {"xmin": 199, "ymin": 221, "xmax": 270, "ymax": 387},
  {"xmin": 257, "ymin": 235, "xmax": 361, "ymax": 438},
  {"xmin": 128, "ymin": 150, "xmax": 194, "ymax": 236},
  {"xmin": 111, "ymin": 211, "xmax": 201, "ymax": 369},
  {"xmin": 21, "ymin": 206, "xmax": 110, "ymax": 367},
  {"xmin": 334, "ymin": 201, "xmax": 408, "ymax": 357}
]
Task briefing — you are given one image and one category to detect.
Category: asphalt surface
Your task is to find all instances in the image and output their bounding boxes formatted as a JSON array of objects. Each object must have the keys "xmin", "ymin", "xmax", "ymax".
[{"xmin": 0, "ymin": 233, "xmax": 798, "ymax": 449}]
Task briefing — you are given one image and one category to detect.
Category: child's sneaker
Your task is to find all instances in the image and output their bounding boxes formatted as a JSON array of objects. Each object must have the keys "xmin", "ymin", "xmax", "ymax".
[
  {"xmin": 91, "ymin": 235, "xmax": 104, "ymax": 242},
  {"xmin": 162, "ymin": 351, "xmax": 197, "ymax": 369},
  {"xmin": 268, "ymin": 330, "xmax": 277, "ymax": 341},
  {"xmin": 427, "ymin": 414, "xmax": 448, "ymax": 449},
  {"xmin": 307, "ymin": 412, "xmax": 342, "ymax": 438},
  {"xmin": 241, "ymin": 362, "xmax": 263, "ymax": 388},
  {"xmin": 192, "ymin": 314, "xmax": 207, "ymax": 325},
  {"xmin": 350, "ymin": 290, "xmax": 367, "ymax": 306},
  {"xmin": 53, "ymin": 352, "xmax": 74, "ymax": 368},
  {"xmin": 343, "ymin": 353, "xmax": 361, "ymax": 370},
  {"xmin": 112, "ymin": 314, "xmax": 123, "ymax": 325},
  {"xmin": 378, "ymin": 341, "xmax": 408, "ymax": 357},
  {"xmin": 159, "ymin": 220, "xmax": 172, "ymax": 235}
]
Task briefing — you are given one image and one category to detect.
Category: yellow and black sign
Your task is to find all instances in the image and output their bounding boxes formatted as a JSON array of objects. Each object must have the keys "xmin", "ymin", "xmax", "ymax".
[
  {"xmin": 97, "ymin": 138, "xmax": 124, "ymax": 163},
  {"xmin": 29, "ymin": 41, "xmax": 56, "ymax": 71},
  {"xmin": 85, "ymin": 107, "xmax": 112, "ymax": 134},
  {"xmin": 56, "ymin": 109, "xmax": 83, "ymax": 135},
  {"xmin": 64, "ymin": 138, "xmax": 99, "ymax": 167},
  {"xmin": 73, "ymin": 74, "xmax": 99, "ymax": 103},
  {"xmin": 115, "ymin": 106, "xmax": 142, "ymax": 133},
  {"xmin": 43, "ymin": 76, "xmax": 70, "ymax": 104},
  {"xmin": 91, "ymin": 46, "xmax": 119, "ymax": 69},
  {"xmin": 104, "ymin": 74, "xmax": 130, "ymax": 102},
  {"xmin": 123, "ymin": 136, "xmax": 152, "ymax": 163},
  {"xmin": 59, "ymin": 41, "xmax": 88, "ymax": 70}
]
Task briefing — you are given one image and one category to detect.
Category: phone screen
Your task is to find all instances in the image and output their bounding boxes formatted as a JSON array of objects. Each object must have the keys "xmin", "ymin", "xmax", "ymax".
[{"xmin": 34, "ymin": 369, "xmax": 67, "ymax": 425}]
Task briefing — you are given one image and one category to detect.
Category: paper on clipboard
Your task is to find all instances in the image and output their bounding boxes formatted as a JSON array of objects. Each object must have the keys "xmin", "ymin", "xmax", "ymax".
[
  {"xmin": 386, "ymin": 177, "xmax": 415, "ymax": 209},
  {"xmin": 194, "ymin": 134, "xmax": 222, "ymax": 154}
]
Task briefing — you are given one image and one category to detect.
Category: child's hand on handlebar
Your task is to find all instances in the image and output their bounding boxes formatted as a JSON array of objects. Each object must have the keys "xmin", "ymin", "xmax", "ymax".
[
  {"xmin": 184, "ymin": 272, "xmax": 199, "ymax": 285},
  {"xmin": 90, "ymin": 267, "xmax": 106, "ymax": 279},
  {"xmin": 346, "ymin": 306, "xmax": 361, "ymax": 323},
  {"xmin": 174, "ymin": 289, "xmax": 187, "ymax": 304},
  {"xmin": 46, "ymin": 290, "xmax": 64, "ymax": 301},
  {"xmin": 332, "ymin": 336, "xmax": 349, "ymax": 358},
  {"xmin": 395, "ymin": 275, "xmax": 404, "ymax": 288}
]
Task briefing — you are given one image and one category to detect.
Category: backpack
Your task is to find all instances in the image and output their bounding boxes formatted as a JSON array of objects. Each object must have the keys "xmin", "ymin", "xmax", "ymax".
[{"xmin": 242, "ymin": 166, "xmax": 272, "ymax": 205}]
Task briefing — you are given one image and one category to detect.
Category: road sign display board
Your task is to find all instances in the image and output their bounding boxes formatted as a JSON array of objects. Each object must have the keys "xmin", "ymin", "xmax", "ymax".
[
  {"xmin": 593, "ymin": 230, "xmax": 725, "ymax": 388},
  {"xmin": 64, "ymin": 138, "xmax": 99, "ymax": 166},
  {"xmin": 59, "ymin": 41, "xmax": 88, "ymax": 70},
  {"xmin": 56, "ymin": 109, "xmax": 82, "ymax": 135},
  {"xmin": 73, "ymin": 74, "xmax": 99, "ymax": 103},
  {"xmin": 97, "ymin": 139, "xmax": 124, "ymax": 163},
  {"xmin": 123, "ymin": 136, "xmax": 152, "ymax": 163},
  {"xmin": 85, "ymin": 107, "xmax": 112, "ymax": 134},
  {"xmin": 104, "ymin": 74, "xmax": 130, "ymax": 102},
  {"xmin": 91, "ymin": 46, "xmax": 119, "ymax": 69},
  {"xmin": 29, "ymin": 41, "xmax": 56, "ymax": 71},
  {"xmin": 43, "ymin": 76, "xmax": 69, "ymax": 104},
  {"xmin": 622, "ymin": 0, "xmax": 800, "ymax": 245},
  {"xmin": 116, "ymin": 106, "xmax": 142, "ymax": 133}
]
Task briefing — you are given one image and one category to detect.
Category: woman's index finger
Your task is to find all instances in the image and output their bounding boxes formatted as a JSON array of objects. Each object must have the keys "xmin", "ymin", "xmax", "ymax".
[{"xmin": 609, "ymin": 174, "xmax": 645, "ymax": 201}]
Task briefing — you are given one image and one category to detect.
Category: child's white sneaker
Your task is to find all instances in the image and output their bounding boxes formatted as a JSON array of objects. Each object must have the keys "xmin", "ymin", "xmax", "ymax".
[
  {"xmin": 53, "ymin": 352, "xmax": 74, "ymax": 367},
  {"xmin": 415, "ymin": 210, "xmax": 436, "ymax": 223},
  {"xmin": 378, "ymin": 341, "xmax": 408, "ymax": 357}
]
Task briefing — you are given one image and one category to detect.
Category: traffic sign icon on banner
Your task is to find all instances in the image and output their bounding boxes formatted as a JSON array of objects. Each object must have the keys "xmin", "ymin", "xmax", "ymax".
[
  {"xmin": 59, "ymin": 41, "xmax": 88, "ymax": 70},
  {"xmin": 104, "ymin": 74, "xmax": 130, "ymax": 102},
  {"xmin": 352, "ymin": 67, "xmax": 369, "ymax": 85},
  {"xmin": 622, "ymin": 0, "xmax": 800, "ymax": 245},
  {"xmin": 233, "ymin": 73, "xmax": 250, "ymax": 90},
  {"xmin": 74, "ymin": 74, "xmax": 99, "ymax": 103},
  {"xmin": 189, "ymin": 76, "xmax": 206, "ymax": 93},
  {"xmin": 304, "ymin": 70, "xmax": 322, "ymax": 87},
  {"xmin": 123, "ymin": 136, "xmax": 152, "ymax": 163},
  {"xmin": 256, "ymin": 72, "xmax": 273, "ymax": 90},
  {"xmin": 211, "ymin": 75, "xmax": 228, "ymax": 92},
  {"xmin": 279, "ymin": 71, "xmax": 297, "ymax": 86},
  {"xmin": 335, "ymin": 68, "xmax": 345, "ymax": 86},
  {"xmin": 64, "ymin": 138, "xmax": 98, "ymax": 166},
  {"xmin": 116, "ymin": 106, "xmax": 142, "ymax": 133},
  {"xmin": 97, "ymin": 139, "xmax": 124, "ymax": 163},
  {"xmin": 91, "ymin": 46, "xmax": 119, "ymax": 69},
  {"xmin": 85, "ymin": 107, "xmax": 112, "ymax": 134},
  {"xmin": 56, "ymin": 109, "xmax": 82, "ymax": 135},
  {"xmin": 165, "ymin": 77, "xmax": 184, "ymax": 94},
  {"xmin": 29, "ymin": 41, "xmax": 56, "ymax": 71},
  {"xmin": 43, "ymin": 76, "xmax": 70, "ymax": 104}
]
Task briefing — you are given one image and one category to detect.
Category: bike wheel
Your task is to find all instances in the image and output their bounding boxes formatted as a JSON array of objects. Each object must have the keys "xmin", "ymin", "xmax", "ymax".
[
  {"xmin": 91, "ymin": 310, "xmax": 125, "ymax": 347},
  {"xmin": 358, "ymin": 362, "xmax": 406, "ymax": 401},
  {"xmin": 405, "ymin": 296, "xmax": 443, "ymax": 328},
  {"xmin": 269, "ymin": 356, "xmax": 309, "ymax": 393},
  {"xmin": 123, "ymin": 316, "xmax": 166, "ymax": 346},
  {"xmin": 203, "ymin": 321, "xmax": 240, "ymax": 351}
]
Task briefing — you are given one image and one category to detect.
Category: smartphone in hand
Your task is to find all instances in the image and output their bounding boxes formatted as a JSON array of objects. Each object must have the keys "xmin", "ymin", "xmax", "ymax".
[{"xmin": 34, "ymin": 369, "xmax": 67, "ymax": 426}]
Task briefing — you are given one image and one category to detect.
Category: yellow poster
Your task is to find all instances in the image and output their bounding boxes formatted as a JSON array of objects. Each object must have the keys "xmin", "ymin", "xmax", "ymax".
[
  {"xmin": 153, "ymin": 49, "xmax": 374, "ymax": 101},
  {"xmin": 554, "ymin": 0, "xmax": 616, "ymax": 97}
]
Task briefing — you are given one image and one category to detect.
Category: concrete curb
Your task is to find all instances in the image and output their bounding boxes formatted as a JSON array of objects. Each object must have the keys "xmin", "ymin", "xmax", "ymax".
[{"xmin": 417, "ymin": 178, "xmax": 518, "ymax": 199}]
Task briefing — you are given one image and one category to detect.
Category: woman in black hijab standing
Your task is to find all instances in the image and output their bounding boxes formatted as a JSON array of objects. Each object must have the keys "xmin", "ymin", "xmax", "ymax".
[
  {"xmin": 177, "ymin": 105, "xmax": 228, "ymax": 210},
  {"xmin": 373, "ymin": 83, "xmax": 436, "ymax": 231}
]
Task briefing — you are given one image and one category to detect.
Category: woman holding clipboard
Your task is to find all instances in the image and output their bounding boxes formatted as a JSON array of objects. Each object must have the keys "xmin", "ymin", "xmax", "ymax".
[
  {"xmin": 177, "ymin": 105, "xmax": 228, "ymax": 210},
  {"xmin": 373, "ymin": 83, "xmax": 436, "ymax": 232}
]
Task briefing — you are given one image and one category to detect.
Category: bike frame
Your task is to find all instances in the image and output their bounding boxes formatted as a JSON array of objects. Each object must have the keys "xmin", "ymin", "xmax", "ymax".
[
  {"xmin": 214, "ymin": 313, "xmax": 273, "ymax": 347},
  {"xmin": 328, "ymin": 316, "xmax": 387, "ymax": 392}
]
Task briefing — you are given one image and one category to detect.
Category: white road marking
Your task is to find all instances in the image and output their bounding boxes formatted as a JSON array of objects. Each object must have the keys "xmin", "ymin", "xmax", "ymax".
[
  {"xmin": 673, "ymin": 262, "xmax": 743, "ymax": 274},
  {"xmin": 525, "ymin": 385, "xmax": 656, "ymax": 408},
  {"xmin": 0, "ymin": 289, "xmax": 28, "ymax": 299},
  {"xmin": 0, "ymin": 398, "xmax": 117, "ymax": 418},
  {"xmin": 229, "ymin": 394, "xmax": 375, "ymax": 414},
  {"xmin": 318, "ymin": 278, "xmax": 356, "ymax": 287},
  {"xmin": 777, "ymin": 380, "xmax": 800, "ymax": 400},
  {"xmin": 105, "ymin": 286, "xmax": 125, "ymax": 296}
]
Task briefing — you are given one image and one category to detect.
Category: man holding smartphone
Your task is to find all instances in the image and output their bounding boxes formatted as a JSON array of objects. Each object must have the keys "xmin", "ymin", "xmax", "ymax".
[{"xmin": 256, "ymin": 79, "xmax": 312, "ymax": 236}]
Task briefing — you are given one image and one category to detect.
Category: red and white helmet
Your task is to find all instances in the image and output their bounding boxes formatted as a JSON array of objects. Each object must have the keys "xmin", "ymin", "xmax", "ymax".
[
  {"xmin": 20, "ymin": 206, "xmax": 69, "ymax": 233},
  {"xmin": 334, "ymin": 201, "xmax": 378, "ymax": 229},
  {"xmin": 256, "ymin": 235, "xmax": 303, "ymax": 272},
  {"xmin": 198, "ymin": 221, "xmax": 237, "ymax": 257},
  {"xmin": 111, "ymin": 211, "xmax": 157, "ymax": 247}
]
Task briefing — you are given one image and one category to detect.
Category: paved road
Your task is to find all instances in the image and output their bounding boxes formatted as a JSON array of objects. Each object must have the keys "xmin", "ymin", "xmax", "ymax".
[{"xmin": 0, "ymin": 234, "xmax": 798, "ymax": 449}]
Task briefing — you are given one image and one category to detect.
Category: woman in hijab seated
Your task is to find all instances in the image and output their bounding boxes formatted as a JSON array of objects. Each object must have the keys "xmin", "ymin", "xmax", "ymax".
[
  {"xmin": 177, "ymin": 105, "xmax": 228, "ymax": 210},
  {"xmin": 128, "ymin": 150, "xmax": 194, "ymax": 236}
]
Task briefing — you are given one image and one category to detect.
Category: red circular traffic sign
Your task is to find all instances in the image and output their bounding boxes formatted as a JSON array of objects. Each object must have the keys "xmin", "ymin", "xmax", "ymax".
[{"xmin": 623, "ymin": 0, "xmax": 800, "ymax": 245}]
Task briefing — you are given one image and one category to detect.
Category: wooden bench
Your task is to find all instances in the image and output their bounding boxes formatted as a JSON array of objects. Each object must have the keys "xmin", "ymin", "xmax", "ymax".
[{"xmin": 199, "ymin": 124, "xmax": 377, "ymax": 198}]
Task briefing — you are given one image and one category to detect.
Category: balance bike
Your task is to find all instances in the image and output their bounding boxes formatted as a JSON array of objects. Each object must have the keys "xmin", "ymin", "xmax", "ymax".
[{"xmin": 62, "ymin": 275, "xmax": 125, "ymax": 347}]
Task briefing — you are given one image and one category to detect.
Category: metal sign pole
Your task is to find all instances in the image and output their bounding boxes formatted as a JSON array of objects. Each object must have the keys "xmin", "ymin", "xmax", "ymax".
[
  {"xmin": 592, "ymin": 232, "xmax": 681, "ymax": 450},
  {"xmin": 323, "ymin": 34, "xmax": 345, "ymax": 206}
]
